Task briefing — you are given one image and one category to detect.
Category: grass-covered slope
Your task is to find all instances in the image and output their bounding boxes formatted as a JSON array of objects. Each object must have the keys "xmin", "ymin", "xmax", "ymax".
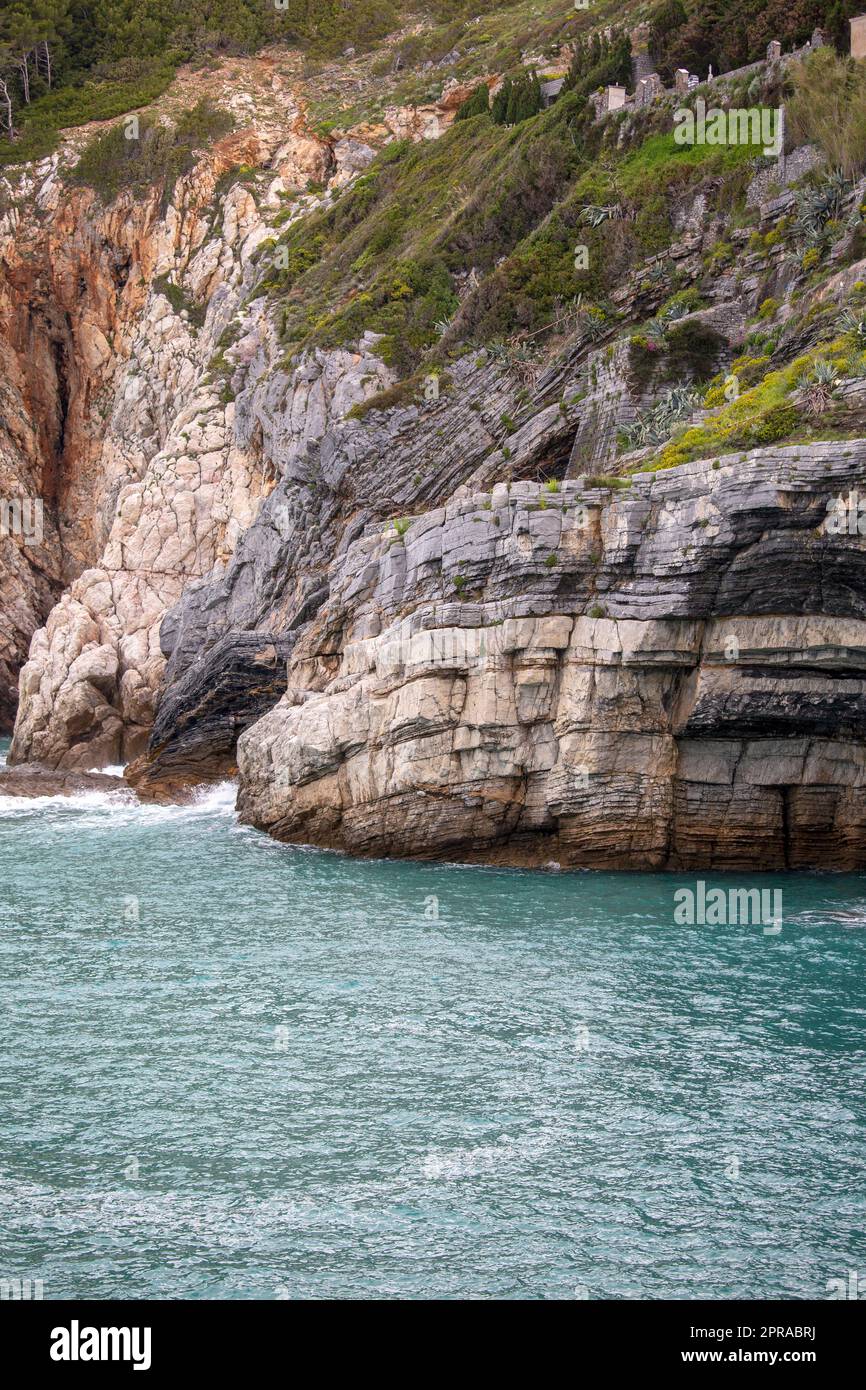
[{"xmin": 255, "ymin": 87, "xmax": 769, "ymax": 379}]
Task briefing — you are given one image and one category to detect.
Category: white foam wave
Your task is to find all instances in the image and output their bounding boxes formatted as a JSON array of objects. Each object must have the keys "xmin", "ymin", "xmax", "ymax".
[
  {"xmin": 785, "ymin": 905, "xmax": 866, "ymax": 929},
  {"xmin": 0, "ymin": 779, "xmax": 238, "ymax": 823},
  {"xmin": 0, "ymin": 787, "xmax": 134, "ymax": 815}
]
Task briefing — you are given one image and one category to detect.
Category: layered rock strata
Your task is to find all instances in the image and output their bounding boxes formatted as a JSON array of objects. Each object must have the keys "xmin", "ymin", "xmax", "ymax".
[{"xmin": 234, "ymin": 440, "xmax": 866, "ymax": 870}]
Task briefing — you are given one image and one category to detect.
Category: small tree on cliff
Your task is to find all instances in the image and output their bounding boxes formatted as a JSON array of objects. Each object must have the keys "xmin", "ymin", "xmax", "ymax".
[
  {"xmin": 455, "ymin": 82, "xmax": 490, "ymax": 121},
  {"xmin": 491, "ymin": 74, "xmax": 512, "ymax": 124},
  {"xmin": 0, "ymin": 69, "xmax": 13, "ymax": 136},
  {"xmin": 563, "ymin": 28, "xmax": 633, "ymax": 96},
  {"xmin": 491, "ymin": 69, "xmax": 541, "ymax": 126}
]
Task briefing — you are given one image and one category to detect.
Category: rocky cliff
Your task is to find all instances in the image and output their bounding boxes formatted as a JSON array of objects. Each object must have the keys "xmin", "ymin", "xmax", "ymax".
[
  {"xmin": 2, "ymin": 44, "xmax": 480, "ymax": 767},
  {"xmin": 232, "ymin": 442, "xmax": 866, "ymax": 870},
  {"xmin": 5, "ymin": 28, "xmax": 866, "ymax": 871}
]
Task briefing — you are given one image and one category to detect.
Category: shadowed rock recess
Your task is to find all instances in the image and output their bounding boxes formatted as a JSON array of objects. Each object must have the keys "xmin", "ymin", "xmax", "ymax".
[{"xmin": 7, "ymin": 18, "xmax": 866, "ymax": 869}]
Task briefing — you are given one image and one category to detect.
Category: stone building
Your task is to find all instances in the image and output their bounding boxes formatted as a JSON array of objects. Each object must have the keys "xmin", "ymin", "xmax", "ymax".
[
  {"xmin": 636, "ymin": 73, "xmax": 662, "ymax": 107},
  {"xmin": 540, "ymin": 77, "xmax": 565, "ymax": 107}
]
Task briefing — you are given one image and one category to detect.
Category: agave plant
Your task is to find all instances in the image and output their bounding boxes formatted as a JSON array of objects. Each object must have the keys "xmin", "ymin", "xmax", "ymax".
[
  {"xmin": 794, "ymin": 169, "xmax": 853, "ymax": 246},
  {"xmin": 658, "ymin": 299, "xmax": 691, "ymax": 324},
  {"xmin": 486, "ymin": 336, "xmax": 541, "ymax": 386},
  {"xmin": 621, "ymin": 386, "xmax": 701, "ymax": 449},
  {"xmin": 574, "ymin": 304, "xmax": 608, "ymax": 343},
  {"xmin": 838, "ymin": 306, "xmax": 866, "ymax": 342},
  {"xmin": 643, "ymin": 317, "xmax": 668, "ymax": 345},
  {"xmin": 796, "ymin": 358, "xmax": 841, "ymax": 416},
  {"xmin": 580, "ymin": 203, "xmax": 632, "ymax": 228}
]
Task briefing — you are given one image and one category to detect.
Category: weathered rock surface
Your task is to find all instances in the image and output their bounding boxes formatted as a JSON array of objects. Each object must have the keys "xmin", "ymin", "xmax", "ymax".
[
  {"xmin": 123, "ymin": 336, "xmax": 597, "ymax": 789},
  {"xmin": 234, "ymin": 441, "xmax": 866, "ymax": 871},
  {"xmin": 4, "ymin": 104, "xmax": 387, "ymax": 768},
  {"xmin": 127, "ymin": 631, "xmax": 293, "ymax": 796},
  {"xmin": 0, "ymin": 762, "xmax": 130, "ymax": 799},
  {"xmin": 8, "ymin": 45, "xmax": 866, "ymax": 876},
  {"xmin": 0, "ymin": 176, "xmax": 159, "ymax": 729},
  {"xmin": 1, "ymin": 46, "xmax": 449, "ymax": 754}
]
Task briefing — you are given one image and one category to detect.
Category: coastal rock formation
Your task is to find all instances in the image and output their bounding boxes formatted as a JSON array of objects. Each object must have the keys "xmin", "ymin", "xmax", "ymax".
[
  {"xmin": 123, "ymin": 339, "xmax": 596, "ymax": 793},
  {"xmin": 0, "ymin": 762, "xmax": 129, "ymax": 799},
  {"xmin": 1, "ymin": 43, "xmax": 448, "ymax": 755},
  {"xmin": 234, "ymin": 441, "xmax": 866, "ymax": 871},
  {"xmin": 6, "ymin": 25, "xmax": 866, "ymax": 873},
  {"xmin": 3, "ymin": 110, "xmax": 388, "ymax": 766},
  {"xmin": 0, "ymin": 176, "xmax": 160, "ymax": 729}
]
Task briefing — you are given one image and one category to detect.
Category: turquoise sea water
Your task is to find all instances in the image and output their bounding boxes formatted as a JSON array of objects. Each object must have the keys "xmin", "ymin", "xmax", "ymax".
[{"xmin": 0, "ymin": 737, "xmax": 864, "ymax": 1300}]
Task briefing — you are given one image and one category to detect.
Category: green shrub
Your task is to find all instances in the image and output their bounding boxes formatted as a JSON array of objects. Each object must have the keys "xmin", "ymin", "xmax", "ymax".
[
  {"xmin": 628, "ymin": 334, "xmax": 665, "ymax": 388},
  {"xmin": 0, "ymin": 56, "xmax": 179, "ymax": 167},
  {"xmin": 346, "ymin": 377, "xmax": 422, "ymax": 420},
  {"xmin": 69, "ymin": 99, "xmax": 233, "ymax": 206},
  {"xmin": 152, "ymin": 274, "xmax": 205, "ymax": 328},
  {"xmin": 652, "ymin": 349, "xmax": 818, "ymax": 469},
  {"xmin": 491, "ymin": 70, "xmax": 542, "ymax": 126},
  {"xmin": 788, "ymin": 48, "xmax": 866, "ymax": 181}
]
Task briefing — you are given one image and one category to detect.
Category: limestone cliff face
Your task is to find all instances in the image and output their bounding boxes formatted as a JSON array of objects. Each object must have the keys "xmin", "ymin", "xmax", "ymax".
[
  {"xmin": 0, "ymin": 174, "xmax": 160, "ymax": 729},
  {"xmin": 3, "ymin": 95, "xmax": 388, "ymax": 765},
  {"xmin": 3, "ymin": 42, "xmax": 472, "ymax": 758},
  {"xmin": 4, "ymin": 149, "xmax": 267, "ymax": 765},
  {"xmin": 126, "ymin": 340, "xmax": 587, "ymax": 795},
  {"xmin": 234, "ymin": 442, "xmax": 866, "ymax": 871}
]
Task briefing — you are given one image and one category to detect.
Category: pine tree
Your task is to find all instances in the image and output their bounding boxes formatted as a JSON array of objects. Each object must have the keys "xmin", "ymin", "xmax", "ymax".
[
  {"xmin": 563, "ymin": 28, "xmax": 633, "ymax": 98},
  {"xmin": 504, "ymin": 73, "xmax": 521, "ymax": 123},
  {"xmin": 491, "ymin": 75, "xmax": 511, "ymax": 124},
  {"xmin": 1, "ymin": 3, "xmax": 39, "ymax": 104},
  {"xmin": 455, "ymin": 82, "xmax": 489, "ymax": 121}
]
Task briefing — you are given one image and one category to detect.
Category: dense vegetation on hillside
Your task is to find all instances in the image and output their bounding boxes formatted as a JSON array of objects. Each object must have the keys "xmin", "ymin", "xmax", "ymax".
[
  {"xmin": 6, "ymin": 0, "xmax": 866, "ymax": 470},
  {"xmin": 1, "ymin": 0, "xmax": 865, "ymax": 480},
  {"xmin": 1, "ymin": 0, "xmax": 861, "ymax": 168},
  {"xmin": 648, "ymin": 0, "xmax": 862, "ymax": 79},
  {"xmin": 0, "ymin": 0, "xmax": 463, "ymax": 162},
  {"xmin": 253, "ymin": 81, "xmax": 769, "ymax": 380}
]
